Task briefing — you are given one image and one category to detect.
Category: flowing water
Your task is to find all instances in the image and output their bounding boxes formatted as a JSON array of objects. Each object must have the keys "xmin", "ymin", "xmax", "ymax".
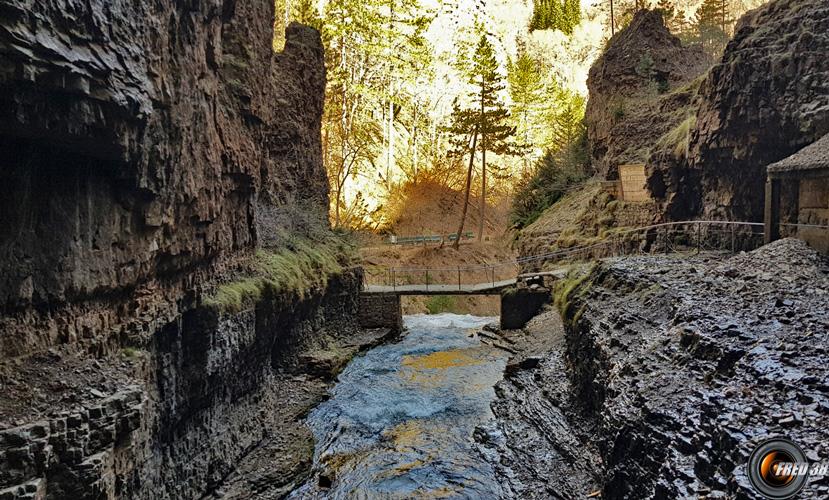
[{"xmin": 290, "ymin": 313, "xmax": 510, "ymax": 499}]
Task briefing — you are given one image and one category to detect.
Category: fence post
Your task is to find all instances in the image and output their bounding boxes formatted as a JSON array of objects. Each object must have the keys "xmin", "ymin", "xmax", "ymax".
[
  {"xmin": 392, "ymin": 268, "xmax": 396, "ymax": 291},
  {"xmin": 425, "ymin": 269, "xmax": 429, "ymax": 291},
  {"xmin": 664, "ymin": 225, "xmax": 669, "ymax": 254},
  {"xmin": 458, "ymin": 266, "xmax": 461, "ymax": 291},
  {"xmin": 491, "ymin": 266, "xmax": 495, "ymax": 286},
  {"xmin": 696, "ymin": 222, "xmax": 701, "ymax": 254},
  {"xmin": 731, "ymin": 224, "xmax": 736, "ymax": 253}
]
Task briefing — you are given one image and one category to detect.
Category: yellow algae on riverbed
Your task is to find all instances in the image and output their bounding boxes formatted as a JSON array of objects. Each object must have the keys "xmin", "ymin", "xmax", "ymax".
[
  {"xmin": 401, "ymin": 349, "xmax": 485, "ymax": 370},
  {"xmin": 384, "ymin": 420, "xmax": 431, "ymax": 449}
]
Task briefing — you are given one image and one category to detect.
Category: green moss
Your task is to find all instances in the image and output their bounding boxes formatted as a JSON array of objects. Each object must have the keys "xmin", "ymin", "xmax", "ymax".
[
  {"xmin": 204, "ymin": 231, "xmax": 357, "ymax": 314},
  {"xmin": 203, "ymin": 278, "xmax": 263, "ymax": 312},
  {"xmin": 553, "ymin": 264, "xmax": 598, "ymax": 320},
  {"xmin": 425, "ymin": 295, "xmax": 457, "ymax": 315},
  {"xmin": 611, "ymin": 99, "xmax": 627, "ymax": 120},
  {"xmin": 121, "ymin": 347, "xmax": 141, "ymax": 358}
]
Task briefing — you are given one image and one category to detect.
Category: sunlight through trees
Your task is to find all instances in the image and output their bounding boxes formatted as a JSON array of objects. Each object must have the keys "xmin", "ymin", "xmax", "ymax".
[{"xmin": 272, "ymin": 0, "xmax": 770, "ymax": 231}]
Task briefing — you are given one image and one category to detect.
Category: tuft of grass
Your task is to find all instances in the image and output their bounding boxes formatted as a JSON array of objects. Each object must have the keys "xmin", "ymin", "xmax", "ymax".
[
  {"xmin": 122, "ymin": 347, "xmax": 141, "ymax": 358},
  {"xmin": 654, "ymin": 115, "xmax": 696, "ymax": 158},
  {"xmin": 204, "ymin": 231, "xmax": 357, "ymax": 314}
]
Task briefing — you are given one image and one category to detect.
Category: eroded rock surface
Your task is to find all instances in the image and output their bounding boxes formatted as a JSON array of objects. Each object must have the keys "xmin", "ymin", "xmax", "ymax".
[
  {"xmin": 585, "ymin": 10, "xmax": 710, "ymax": 179},
  {"xmin": 478, "ymin": 310, "xmax": 602, "ymax": 498},
  {"xmin": 0, "ymin": 0, "xmax": 353, "ymax": 498},
  {"xmin": 561, "ymin": 239, "xmax": 829, "ymax": 498},
  {"xmin": 489, "ymin": 240, "xmax": 829, "ymax": 498},
  {"xmin": 0, "ymin": 0, "xmax": 327, "ymax": 358},
  {"xmin": 658, "ymin": 0, "xmax": 829, "ymax": 221}
]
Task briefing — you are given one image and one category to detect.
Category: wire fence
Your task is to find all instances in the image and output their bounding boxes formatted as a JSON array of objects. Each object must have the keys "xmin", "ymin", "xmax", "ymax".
[{"xmin": 362, "ymin": 221, "xmax": 828, "ymax": 290}]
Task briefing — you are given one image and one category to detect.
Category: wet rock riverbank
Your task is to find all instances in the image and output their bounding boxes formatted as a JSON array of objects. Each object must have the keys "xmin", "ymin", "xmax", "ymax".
[{"xmin": 485, "ymin": 238, "xmax": 829, "ymax": 498}]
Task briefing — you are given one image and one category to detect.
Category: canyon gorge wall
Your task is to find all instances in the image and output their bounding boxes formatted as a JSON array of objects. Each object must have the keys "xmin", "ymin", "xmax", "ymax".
[
  {"xmin": 688, "ymin": 0, "xmax": 829, "ymax": 221},
  {"xmin": 0, "ymin": 0, "xmax": 327, "ymax": 357},
  {"xmin": 585, "ymin": 10, "xmax": 710, "ymax": 181},
  {"xmin": 0, "ymin": 1, "xmax": 351, "ymax": 498}
]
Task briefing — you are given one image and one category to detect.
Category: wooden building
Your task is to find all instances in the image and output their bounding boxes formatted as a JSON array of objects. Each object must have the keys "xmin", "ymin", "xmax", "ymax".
[{"xmin": 765, "ymin": 134, "xmax": 829, "ymax": 253}]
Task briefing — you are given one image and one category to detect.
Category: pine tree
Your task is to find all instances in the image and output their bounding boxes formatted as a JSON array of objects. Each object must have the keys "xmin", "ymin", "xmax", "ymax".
[
  {"xmin": 444, "ymin": 101, "xmax": 479, "ymax": 249},
  {"xmin": 657, "ymin": 0, "xmax": 693, "ymax": 41},
  {"xmin": 293, "ymin": 0, "xmax": 321, "ymax": 29},
  {"xmin": 656, "ymin": 0, "xmax": 675, "ymax": 26},
  {"xmin": 562, "ymin": 0, "xmax": 581, "ymax": 35},
  {"xmin": 549, "ymin": 0, "xmax": 563, "ymax": 31},
  {"xmin": 507, "ymin": 48, "xmax": 544, "ymax": 176},
  {"xmin": 694, "ymin": 0, "xmax": 731, "ymax": 57},
  {"xmin": 529, "ymin": 0, "xmax": 580, "ymax": 34},
  {"xmin": 541, "ymin": 84, "xmax": 585, "ymax": 166},
  {"xmin": 469, "ymin": 34, "xmax": 515, "ymax": 241}
]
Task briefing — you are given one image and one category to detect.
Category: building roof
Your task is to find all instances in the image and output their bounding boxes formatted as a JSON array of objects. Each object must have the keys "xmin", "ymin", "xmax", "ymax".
[{"xmin": 767, "ymin": 134, "xmax": 829, "ymax": 176}]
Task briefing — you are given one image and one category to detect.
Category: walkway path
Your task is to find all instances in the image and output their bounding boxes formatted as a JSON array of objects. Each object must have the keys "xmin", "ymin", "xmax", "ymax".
[
  {"xmin": 362, "ymin": 278, "xmax": 517, "ymax": 295},
  {"xmin": 361, "ymin": 221, "xmax": 828, "ymax": 296}
]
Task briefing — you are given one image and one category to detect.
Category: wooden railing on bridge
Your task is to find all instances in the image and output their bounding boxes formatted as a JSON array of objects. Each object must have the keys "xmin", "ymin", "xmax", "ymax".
[{"xmin": 361, "ymin": 220, "xmax": 828, "ymax": 293}]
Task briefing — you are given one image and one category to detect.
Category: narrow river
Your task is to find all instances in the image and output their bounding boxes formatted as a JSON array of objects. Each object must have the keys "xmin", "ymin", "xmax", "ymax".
[{"xmin": 290, "ymin": 314, "xmax": 510, "ymax": 499}]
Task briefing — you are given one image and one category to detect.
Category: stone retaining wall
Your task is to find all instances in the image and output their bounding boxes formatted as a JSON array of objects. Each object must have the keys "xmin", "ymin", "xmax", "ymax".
[{"xmin": 358, "ymin": 294, "xmax": 402, "ymax": 333}]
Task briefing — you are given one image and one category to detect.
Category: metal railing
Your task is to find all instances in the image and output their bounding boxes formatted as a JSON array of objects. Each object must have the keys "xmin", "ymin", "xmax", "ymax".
[{"xmin": 361, "ymin": 221, "xmax": 828, "ymax": 290}]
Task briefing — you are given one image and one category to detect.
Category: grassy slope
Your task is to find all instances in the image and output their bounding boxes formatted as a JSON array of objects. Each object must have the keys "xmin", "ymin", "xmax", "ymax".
[{"xmin": 204, "ymin": 230, "xmax": 357, "ymax": 313}]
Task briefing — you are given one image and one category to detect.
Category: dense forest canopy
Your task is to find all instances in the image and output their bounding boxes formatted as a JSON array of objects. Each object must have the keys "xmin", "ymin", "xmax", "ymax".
[{"xmin": 271, "ymin": 0, "xmax": 768, "ymax": 230}]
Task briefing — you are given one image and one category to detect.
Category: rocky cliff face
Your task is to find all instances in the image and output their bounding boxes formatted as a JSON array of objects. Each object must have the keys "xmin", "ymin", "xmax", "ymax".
[
  {"xmin": 688, "ymin": 0, "xmax": 829, "ymax": 221},
  {"xmin": 645, "ymin": 0, "xmax": 829, "ymax": 221},
  {"xmin": 585, "ymin": 10, "xmax": 710, "ymax": 179},
  {"xmin": 0, "ymin": 271, "xmax": 389, "ymax": 499},
  {"xmin": 0, "ymin": 1, "xmax": 356, "ymax": 498},
  {"xmin": 0, "ymin": 0, "xmax": 327, "ymax": 358}
]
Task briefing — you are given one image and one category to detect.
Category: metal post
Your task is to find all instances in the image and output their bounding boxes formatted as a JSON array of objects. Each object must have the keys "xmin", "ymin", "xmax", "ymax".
[
  {"xmin": 425, "ymin": 269, "xmax": 429, "ymax": 291},
  {"xmin": 764, "ymin": 177, "xmax": 782, "ymax": 244},
  {"xmin": 731, "ymin": 224, "xmax": 736, "ymax": 253},
  {"xmin": 491, "ymin": 266, "xmax": 495, "ymax": 286},
  {"xmin": 664, "ymin": 225, "xmax": 669, "ymax": 254},
  {"xmin": 392, "ymin": 268, "xmax": 396, "ymax": 291},
  {"xmin": 696, "ymin": 222, "xmax": 701, "ymax": 254},
  {"xmin": 458, "ymin": 266, "xmax": 461, "ymax": 291}
]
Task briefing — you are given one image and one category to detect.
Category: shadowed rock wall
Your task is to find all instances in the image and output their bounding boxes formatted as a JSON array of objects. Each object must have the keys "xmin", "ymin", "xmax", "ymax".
[
  {"xmin": 689, "ymin": 0, "xmax": 829, "ymax": 221},
  {"xmin": 0, "ymin": 271, "xmax": 364, "ymax": 499},
  {"xmin": 652, "ymin": 0, "xmax": 829, "ymax": 221},
  {"xmin": 0, "ymin": 0, "xmax": 347, "ymax": 498},
  {"xmin": 0, "ymin": 0, "xmax": 327, "ymax": 357}
]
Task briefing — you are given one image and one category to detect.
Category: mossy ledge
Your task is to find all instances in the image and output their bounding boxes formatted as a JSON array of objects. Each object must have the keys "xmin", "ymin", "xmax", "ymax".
[
  {"xmin": 553, "ymin": 263, "xmax": 598, "ymax": 329},
  {"xmin": 203, "ymin": 231, "xmax": 358, "ymax": 314}
]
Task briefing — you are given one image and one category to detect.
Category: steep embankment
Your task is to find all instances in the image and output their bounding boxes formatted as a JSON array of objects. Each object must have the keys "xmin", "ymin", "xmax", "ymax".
[
  {"xmin": 585, "ymin": 10, "xmax": 711, "ymax": 180},
  {"xmin": 364, "ymin": 180, "xmax": 515, "ymax": 315},
  {"xmin": 516, "ymin": 11, "xmax": 709, "ymax": 260},
  {"xmin": 0, "ymin": 2, "xmax": 372, "ymax": 499},
  {"xmin": 513, "ymin": 182, "xmax": 658, "ymax": 268},
  {"xmin": 487, "ymin": 240, "xmax": 829, "ymax": 498}
]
